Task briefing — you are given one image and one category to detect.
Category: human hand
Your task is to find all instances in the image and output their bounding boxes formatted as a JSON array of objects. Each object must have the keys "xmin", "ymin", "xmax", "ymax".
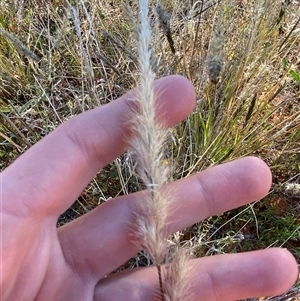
[{"xmin": 1, "ymin": 76, "xmax": 297, "ymax": 301}]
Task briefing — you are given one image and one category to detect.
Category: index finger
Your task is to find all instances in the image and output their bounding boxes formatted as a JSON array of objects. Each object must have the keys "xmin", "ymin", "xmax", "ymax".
[{"xmin": 2, "ymin": 75, "xmax": 196, "ymax": 218}]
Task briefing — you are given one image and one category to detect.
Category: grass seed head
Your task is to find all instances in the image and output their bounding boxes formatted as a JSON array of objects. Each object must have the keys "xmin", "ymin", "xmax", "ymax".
[{"xmin": 206, "ymin": 27, "xmax": 224, "ymax": 84}]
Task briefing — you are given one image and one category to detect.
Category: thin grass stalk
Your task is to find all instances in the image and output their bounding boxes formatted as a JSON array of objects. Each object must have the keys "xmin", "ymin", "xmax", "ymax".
[{"xmin": 70, "ymin": 5, "xmax": 94, "ymax": 79}]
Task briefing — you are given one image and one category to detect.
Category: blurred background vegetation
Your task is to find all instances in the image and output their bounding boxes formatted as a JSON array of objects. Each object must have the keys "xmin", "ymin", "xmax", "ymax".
[{"xmin": 0, "ymin": 0, "xmax": 299, "ymax": 299}]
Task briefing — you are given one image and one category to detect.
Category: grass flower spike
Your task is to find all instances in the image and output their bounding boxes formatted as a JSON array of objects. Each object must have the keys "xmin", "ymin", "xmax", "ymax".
[
  {"xmin": 130, "ymin": 1, "xmax": 192, "ymax": 299},
  {"xmin": 131, "ymin": 0, "xmax": 170, "ymax": 265},
  {"xmin": 206, "ymin": 8, "xmax": 224, "ymax": 84}
]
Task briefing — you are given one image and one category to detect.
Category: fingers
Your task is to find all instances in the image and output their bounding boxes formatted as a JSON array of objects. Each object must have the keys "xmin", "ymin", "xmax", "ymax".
[
  {"xmin": 58, "ymin": 157, "xmax": 272, "ymax": 280},
  {"xmin": 192, "ymin": 248, "xmax": 298, "ymax": 301},
  {"xmin": 93, "ymin": 248, "xmax": 298, "ymax": 301},
  {"xmin": 1, "ymin": 75, "xmax": 196, "ymax": 218}
]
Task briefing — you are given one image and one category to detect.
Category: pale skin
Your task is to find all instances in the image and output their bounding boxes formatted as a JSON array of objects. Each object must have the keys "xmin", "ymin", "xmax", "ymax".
[{"xmin": 1, "ymin": 76, "xmax": 298, "ymax": 301}]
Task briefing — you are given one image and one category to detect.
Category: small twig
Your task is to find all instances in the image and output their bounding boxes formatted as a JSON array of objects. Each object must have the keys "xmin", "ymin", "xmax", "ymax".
[
  {"xmin": 279, "ymin": 16, "xmax": 300, "ymax": 50},
  {"xmin": 193, "ymin": 0, "xmax": 223, "ymax": 18},
  {"xmin": 70, "ymin": 6, "xmax": 94, "ymax": 78}
]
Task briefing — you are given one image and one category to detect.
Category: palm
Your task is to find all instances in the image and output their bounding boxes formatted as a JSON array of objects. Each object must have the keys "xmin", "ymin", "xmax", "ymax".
[
  {"xmin": 1, "ymin": 76, "xmax": 297, "ymax": 301},
  {"xmin": 2, "ymin": 220, "xmax": 81, "ymax": 300}
]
